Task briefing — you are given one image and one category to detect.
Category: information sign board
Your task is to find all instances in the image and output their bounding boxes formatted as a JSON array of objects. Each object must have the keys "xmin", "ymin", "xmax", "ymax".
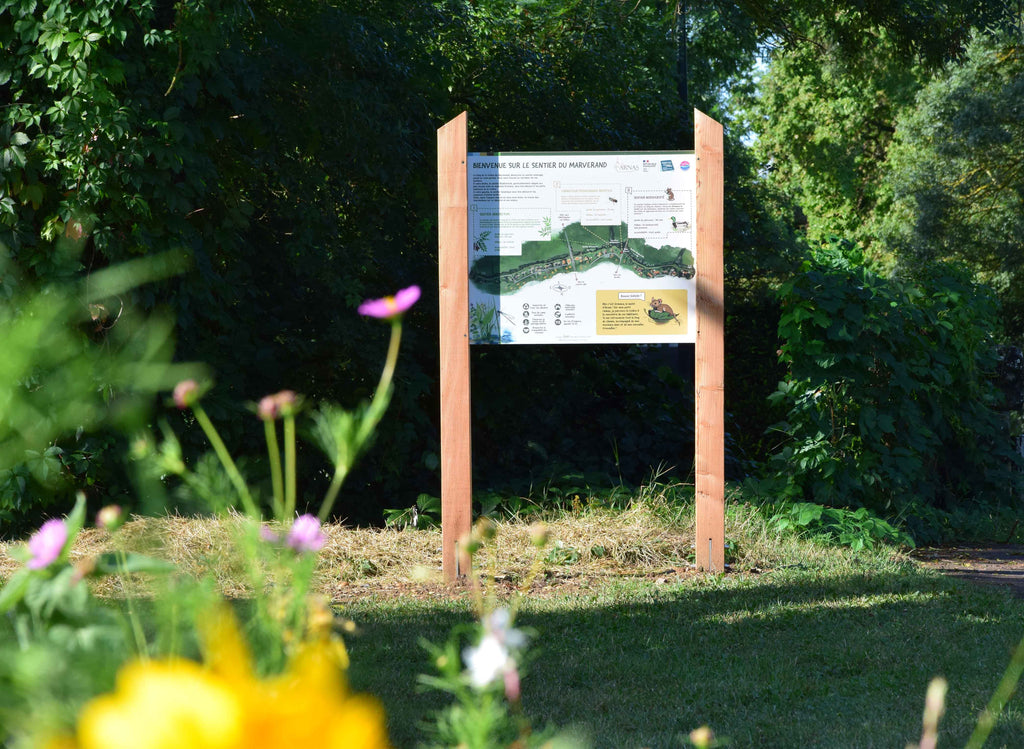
[{"xmin": 467, "ymin": 152, "xmax": 696, "ymax": 344}]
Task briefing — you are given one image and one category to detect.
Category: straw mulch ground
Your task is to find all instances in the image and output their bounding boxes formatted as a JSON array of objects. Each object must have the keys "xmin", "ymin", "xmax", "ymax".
[{"xmin": 0, "ymin": 503, "xmax": 699, "ymax": 602}]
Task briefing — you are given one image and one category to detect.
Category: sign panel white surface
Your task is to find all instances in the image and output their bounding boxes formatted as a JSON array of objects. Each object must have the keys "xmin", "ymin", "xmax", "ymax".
[{"xmin": 467, "ymin": 152, "xmax": 696, "ymax": 344}]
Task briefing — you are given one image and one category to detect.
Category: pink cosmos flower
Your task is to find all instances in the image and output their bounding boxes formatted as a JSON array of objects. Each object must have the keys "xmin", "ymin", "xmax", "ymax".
[
  {"xmin": 27, "ymin": 518, "xmax": 68, "ymax": 570},
  {"xmin": 357, "ymin": 285, "xmax": 421, "ymax": 320},
  {"xmin": 287, "ymin": 514, "xmax": 326, "ymax": 553}
]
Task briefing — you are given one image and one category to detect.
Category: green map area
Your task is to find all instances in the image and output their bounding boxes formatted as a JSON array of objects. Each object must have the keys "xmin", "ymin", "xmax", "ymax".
[{"xmin": 469, "ymin": 222, "xmax": 694, "ymax": 295}]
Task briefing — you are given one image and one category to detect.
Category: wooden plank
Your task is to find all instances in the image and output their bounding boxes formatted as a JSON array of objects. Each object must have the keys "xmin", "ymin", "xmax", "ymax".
[
  {"xmin": 694, "ymin": 108, "xmax": 725, "ymax": 572},
  {"xmin": 437, "ymin": 112, "xmax": 473, "ymax": 582}
]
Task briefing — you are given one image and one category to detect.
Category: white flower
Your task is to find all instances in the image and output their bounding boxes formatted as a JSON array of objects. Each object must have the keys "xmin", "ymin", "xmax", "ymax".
[
  {"xmin": 462, "ymin": 608, "xmax": 528, "ymax": 691},
  {"xmin": 485, "ymin": 608, "xmax": 528, "ymax": 649},
  {"xmin": 463, "ymin": 633, "xmax": 510, "ymax": 688}
]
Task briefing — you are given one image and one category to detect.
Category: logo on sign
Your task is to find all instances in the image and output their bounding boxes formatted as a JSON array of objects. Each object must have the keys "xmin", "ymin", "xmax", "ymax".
[{"xmin": 660, "ymin": 160, "xmax": 675, "ymax": 171}]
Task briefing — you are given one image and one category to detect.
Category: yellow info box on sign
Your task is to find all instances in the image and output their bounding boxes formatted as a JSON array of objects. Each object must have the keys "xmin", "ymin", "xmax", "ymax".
[{"xmin": 595, "ymin": 289, "xmax": 688, "ymax": 336}]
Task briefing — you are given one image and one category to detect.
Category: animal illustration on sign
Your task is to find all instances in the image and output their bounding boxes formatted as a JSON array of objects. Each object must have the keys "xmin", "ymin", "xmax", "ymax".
[{"xmin": 647, "ymin": 298, "xmax": 680, "ymax": 324}]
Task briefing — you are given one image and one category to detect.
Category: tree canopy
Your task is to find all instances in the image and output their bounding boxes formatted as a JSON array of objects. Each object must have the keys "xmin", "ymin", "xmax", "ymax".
[{"xmin": 881, "ymin": 32, "xmax": 1024, "ymax": 337}]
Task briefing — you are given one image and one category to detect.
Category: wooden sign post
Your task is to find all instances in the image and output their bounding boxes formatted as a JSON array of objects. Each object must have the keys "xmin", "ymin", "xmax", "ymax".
[
  {"xmin": 436, "ymin": 109, "xmax": 725, "ymax": 581},
  {"xmin": 437, "ymin": 112, "xmax": 473, "ymax": 581},
  {"xmin": 694, "ymin": 109, "xmax": 725, "ymax": 572}
]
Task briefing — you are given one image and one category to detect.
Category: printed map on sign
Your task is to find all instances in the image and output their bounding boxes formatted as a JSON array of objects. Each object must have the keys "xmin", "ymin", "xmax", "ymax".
[{"xmin": 467, "ymin": 153, "xmax": 696, "ymax": 345}]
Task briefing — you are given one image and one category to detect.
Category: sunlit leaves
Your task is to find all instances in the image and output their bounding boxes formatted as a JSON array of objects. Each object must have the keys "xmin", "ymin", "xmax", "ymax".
[
  {"xmin": 880, "ymin": 32, "xmax": 1024, "ymax": 337},
  {"xmin": 745, "ymin": 27, "xmax": 927, "ymax": 248}
]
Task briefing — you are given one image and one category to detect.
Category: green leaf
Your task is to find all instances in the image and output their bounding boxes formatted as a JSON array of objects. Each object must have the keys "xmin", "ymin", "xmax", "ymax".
[
  {"xmin": 23, "ymin": 566, "xmax": 87, "ymax": 619},
  {"xmin": 94, "ymin": 552, "xmax": 176, "ymax": 575},
  {"xmin": 795, "ymin": 503, "xmax": 823, "ymax": 525},
  {"xmin": 19, "ymin": 183, "xmax": 45, "ymax": 208},
  {"xmin": 64, "ymin": 492, "xmax": 87, "ymax": 548},
  {"xmin": 0, "ymin": 568, "xmax": 33, "ymax": 613}
]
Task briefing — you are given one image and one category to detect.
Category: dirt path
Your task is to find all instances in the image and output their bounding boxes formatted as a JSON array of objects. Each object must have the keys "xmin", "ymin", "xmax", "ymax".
[{"xmin": 913, "ymin": 544, "xmax": 1024, "ymax": 598}]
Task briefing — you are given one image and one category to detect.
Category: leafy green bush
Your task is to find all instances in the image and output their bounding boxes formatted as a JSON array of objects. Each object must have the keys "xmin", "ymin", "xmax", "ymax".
[
  {"xmin": 768, "ymin": 501, "xmax": 913, "ymax": 550},
  {"xmin": 766, "ymin": 239, "xmax": 1023, "ymax": 522},
  {"xmin": 383, "ymin": 493, "xmax": 441, "ymax": 530}
]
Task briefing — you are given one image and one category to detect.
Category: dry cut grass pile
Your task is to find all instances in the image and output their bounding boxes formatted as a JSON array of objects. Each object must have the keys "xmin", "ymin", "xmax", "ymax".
[
  {"xmin": 1, "ymin": 490, "xmax": 912, "ymax": 601},
  {"xmin": 0, "ymin": 500, "xmax": 700, "ymax": 601}
]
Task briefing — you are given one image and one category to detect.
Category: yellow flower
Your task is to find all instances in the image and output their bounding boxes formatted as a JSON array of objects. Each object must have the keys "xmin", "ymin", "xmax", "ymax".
[
  {"xmin": 77, "ymin": 659, "xmax": 244, "ymax": 749},
  {"xmin": 241, "ymin": 642, "xmax": 389, "ymax": 749},
  {"xmin": 68, "ymin": 606, "xmax": 389, "ymax": 749}
]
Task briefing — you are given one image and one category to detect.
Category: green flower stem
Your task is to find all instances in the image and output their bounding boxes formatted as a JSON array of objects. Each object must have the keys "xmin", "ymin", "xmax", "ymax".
[
  {"xmin": 383, "ymin": 319, "xmax": 402, "ymax": 379},
  {"xmin": 264, "ymin": 419, "xmax": 284, "ymax": 520},
  {"xmin": 511, "ymin": 550, "xmax": 547, "ymax": 620},
  {"xmin": 192, "ymin": 404, "xmax": 259, "ymax": 518},
  {"xmin": 355, "ymin": 318, "xmax": 401, "ymax": 445},
  {"xmin": 373, "ymin": 320, "xmax": 402, "ymax": 420},
  {"xmin": 116, "ymin": 547, "xmax": 150, "ymax": 659},
  {"xmin": 966, "ymin": 631, "xmax": 1024, "ymax": 749},
  {"xmin": 318, "ymin": 319, "xmax": 402, "ymax": 521},
  {"xmin": 319, "ymin": 467, "xmax": 346, "ymax": 523},
  {"xmin": 13, "ymin": 614, "xmax": 29, "ymax": 651},
  {"xmin": 284, "ymin": 412, "xmax": 297, "ymax": 520}
]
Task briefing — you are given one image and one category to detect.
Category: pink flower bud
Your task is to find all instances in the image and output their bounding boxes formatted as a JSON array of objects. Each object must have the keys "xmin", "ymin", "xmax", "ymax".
[
  {"xmin": 257, "ymin": 395, "xmax": 278, "ymax": 421},
  {"xmin": 503, "ymin": 664, "xmax": 521, "ymax": 702},
  {"xmin": 172, "ymin": 379, "xmax": 200, "ymax": 409},
  {"xmin": 95, "ymin": 505, "xmax": 124, "ymax": 532},
  {"xmin": 273, "ymin": 390, "xmax": 298, "ymax": 416},
  {"xmin": 258, "ymin": 390, "xmax": 299, "ymax": 420}
]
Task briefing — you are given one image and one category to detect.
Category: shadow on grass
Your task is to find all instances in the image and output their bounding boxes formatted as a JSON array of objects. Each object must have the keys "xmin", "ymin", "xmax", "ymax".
[{"xmin": 343, "ymin": 567, "xmax": 1024, "ymax": 749}]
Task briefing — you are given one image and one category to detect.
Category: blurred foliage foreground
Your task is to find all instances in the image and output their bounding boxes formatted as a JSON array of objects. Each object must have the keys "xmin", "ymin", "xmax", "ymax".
[{"xmin": 0, "ymin": 278, "xmax": 596, "ymax": 749}]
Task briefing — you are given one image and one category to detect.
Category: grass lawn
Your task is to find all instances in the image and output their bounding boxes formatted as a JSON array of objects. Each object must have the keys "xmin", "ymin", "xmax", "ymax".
[
  {"xmin": 3, "ymin": 493, "xmax": 1023, "ymax": 748},
  {"xmin": 332, "ymin": 494, "xmax": 1024, "ymax": 749},
  {"xmin": 344, "ymin": 563, "xmax": 1024, "ymax": 748}
]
